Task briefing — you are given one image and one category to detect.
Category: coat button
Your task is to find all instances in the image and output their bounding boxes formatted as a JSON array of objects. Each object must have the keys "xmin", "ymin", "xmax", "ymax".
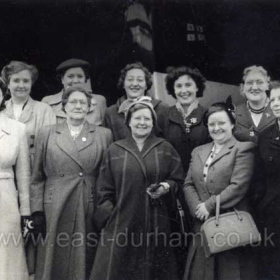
[
  {"xmin": 269, "ymin": 157, "xmax": 273, "ymax": 162},
  {"xmin": 59, "ymin": 173, "xmax": 64, "ymax": 177},
  {"xmin": 79, "ymin": 172, "xmax": 83, "ymax": 177}
]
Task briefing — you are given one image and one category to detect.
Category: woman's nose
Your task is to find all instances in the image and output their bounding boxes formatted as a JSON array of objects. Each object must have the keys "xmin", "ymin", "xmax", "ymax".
[{"xmin": 251, "ymin": 82, "xmax": 258, "ymax": 89}]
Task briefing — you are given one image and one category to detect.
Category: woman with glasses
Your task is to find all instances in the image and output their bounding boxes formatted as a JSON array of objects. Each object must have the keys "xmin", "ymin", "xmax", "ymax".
[
  {"xmin": 30, "ymin": 86, "xmax": 112, "ymax": 280},
  {"xmin": 234, "ymin": 65, "xmax": 275, "ymax": 143}
]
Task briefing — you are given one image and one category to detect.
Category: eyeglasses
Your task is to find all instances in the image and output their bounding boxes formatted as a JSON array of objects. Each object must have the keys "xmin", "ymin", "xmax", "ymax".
[{"xmin": 67, "ymin": 100, "xmax": 88, "ymax": 106}]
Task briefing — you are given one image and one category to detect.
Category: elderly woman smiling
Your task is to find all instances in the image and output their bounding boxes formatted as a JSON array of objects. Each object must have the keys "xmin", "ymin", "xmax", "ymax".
[
  {"xmin": 30, "ymin": 86, "xmax": 112, "ymax": 280},
  {"xmin": 90, "ymin": 97, "xmax": 184, "ymax": 280}
]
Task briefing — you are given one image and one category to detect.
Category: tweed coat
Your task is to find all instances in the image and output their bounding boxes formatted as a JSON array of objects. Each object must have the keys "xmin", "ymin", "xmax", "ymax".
[
  {"xmin": 165, "ymin": 104, "xmax": 209, "ymax": 174},
  {"xmin": 90, "ymin": 135, "xmax": 184, "ymax": 280},
  {"xmin": 4, "ymin": 97, "xmax": 56, "ymax": 167},
  {"xmin": 252, "ymin": 121, "xmax": 280, "ymax": 278},
  {"xmin": 42, "ymin": 90, "xmax": 107, "ymax": 126},
  {"xmin": 234, "ymin": 103, "xmax": 275, "ymax": 143},
  {"xmin": 30, "ymin": 121, "xmax": 112, "ymax": 280},
  {"xmin": 183, "ymin": 137, "xmax": 256, "ymax": 280},
  {"xmin": 0, "ymin": 112, "xmax": 30, "ymax": 279},
  {"xmin": 105, "ymin": 95, "xmax": 169, "ymax": 141}
]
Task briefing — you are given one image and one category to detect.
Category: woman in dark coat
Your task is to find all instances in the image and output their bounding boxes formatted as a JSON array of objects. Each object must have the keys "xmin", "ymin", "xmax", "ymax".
[
  {"xmin": 183, "ymin": 101, "xmax": 256, "ymax": 280},
  {"xmin": 253, "ymin": 81, "xmax": 280, "ymax": 279},
  {"xmin": 30, "ymin": 86, "xmax": 112, "ymax": 280},
  {"xmin": 90, "ymin": 97, "xmax": 184, "ymax": 280},
  {"xmin": 164, "ymin": 66, "xmax": 209, "ymax": 277},
  {"xmin": 234, "ymin": 65, "xmax": 275, "ymax": 143},
  {"xmin": 105, "ymin": 62, "xmax": 169, "ymax": 141}
]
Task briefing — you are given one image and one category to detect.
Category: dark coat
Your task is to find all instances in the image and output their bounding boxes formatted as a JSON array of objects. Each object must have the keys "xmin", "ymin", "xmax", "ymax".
[
  {"xmin": 183, "ymin": 137, "xmax": 256, "ymax": 280},
  {"xmin": 253, "ymin": 120, "xmax": 280, "ymax": 280},
  {"xmin": 234, "ymin": 103, "xmax": 275, "ymax": 143},
  {"xmin": 165, "ymin": 104, "xmax": 209, "ymax": 174},
  {"xmin": 30, "ymin": 122, "xmax": 112, "ymax": 280},
  {"xmin": 105, "ymin": 95, "xmax": 169, "ymax": 141},
  {"xmin": 90, "ymin": 135, "xmax": 184, "ymax": 280}
]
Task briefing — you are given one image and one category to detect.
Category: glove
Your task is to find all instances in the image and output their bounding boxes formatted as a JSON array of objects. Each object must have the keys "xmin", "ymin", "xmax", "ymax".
[
  {"xmin": 31, "ymin": 211, "xmax": 46, "ymax": 239},
  {"xmin": 21, "ymin": 216, "xmax": 34, "ymax": 239}
]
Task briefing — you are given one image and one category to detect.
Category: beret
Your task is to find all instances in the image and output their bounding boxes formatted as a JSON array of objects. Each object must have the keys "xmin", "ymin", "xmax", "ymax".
[{"xmin": 56, "ymin": 58, "xmax": 90, "ymax": 74}]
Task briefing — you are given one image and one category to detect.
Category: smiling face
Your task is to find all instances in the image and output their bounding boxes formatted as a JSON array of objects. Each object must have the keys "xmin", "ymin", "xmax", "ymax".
[
  {"xmin": 243, "ymin": 70, "xmax": 269, "ymax": 103},
  {"xmin": 129, "ymin": 108, "xmax": 153, "ymax": 139},
  {"xmin": 208, "ymin": 111, "xmax": 234, "ymax": 145},
  {"xmin": 124, "ymin": 68, "xmax": 147, "ymax": 100},
  {"xmin": 8, "ymin": 70, "xmax": 32, "ymax": 101},
  {"xmin": 64, "ymin": 91, "xmax": 89, "ymax": 123},
  {"xmin": 61, "ymin": 67, "xmax": 86, "ymax": 89},
  {"xmin": 174, "ymin": 75, "xmax": 198, "ymax": 106},
  {"xmin": 270, "ymin": 88, "xmax": 280, "ymax": 119}
]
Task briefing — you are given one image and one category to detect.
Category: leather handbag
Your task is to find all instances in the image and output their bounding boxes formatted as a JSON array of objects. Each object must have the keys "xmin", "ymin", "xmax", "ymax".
[{"xmin": 201, "ymin": 195, "xmax": 261, "ymax": 258}]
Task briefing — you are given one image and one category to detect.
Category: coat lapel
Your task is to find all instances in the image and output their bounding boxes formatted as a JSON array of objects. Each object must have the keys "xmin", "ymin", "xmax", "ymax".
[
  {"xmin": 0, "ymin": 114, "xmax": 10, "ymax": 139},
  {"xmin": 236, "ymin": 104, "xmax": 254, "ymax": 129},
  {"xmin": 198, "ymin": 142, "xmax": 214, "ymax": 165},
  {"xmin": 74, "ymin": 122, "xmax": 95, "ymax": 152},
  {"xmin": 269, "ymin": 121, "xmax": 280, "ymax": 147},
  {"xmin": 211, "ymin": 137, "xmax": 236, "ymax": 166},
  {"xmin": 56, "ymin": 122, "xmax": 83, "ymax": 168},
  {"xmin": 258, "ymin": 105, "xmax": 275, "ymax": 130}
]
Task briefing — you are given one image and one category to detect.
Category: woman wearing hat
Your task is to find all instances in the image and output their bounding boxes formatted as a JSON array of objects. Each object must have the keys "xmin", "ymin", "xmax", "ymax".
[
  {"xmin": 105, "ymin": 61, "xmax": 169, "ymax": 141},
  {"xmin": 90, "ymin": 96, "xmax": 184, "ymax": 280},
  {"xmin": 30, "ymin": 86, "xmax": 112, "ymax": 280},
  {"xmin": 42, "ymin": 58, "xmax": 107, "ymax": 126},
  {"xmin": 234, "ymin": 65, "xmax": 275, "ymax": 143}
]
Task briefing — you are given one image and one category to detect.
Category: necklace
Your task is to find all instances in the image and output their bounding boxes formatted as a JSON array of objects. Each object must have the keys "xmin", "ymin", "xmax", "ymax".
[
  {"xmin": 247, "ymin": 101, "xmax": 266, "ymax": 114},
  {"xmin": 67, "ymin": 121, "xmax": 84, "ymax": 140}
]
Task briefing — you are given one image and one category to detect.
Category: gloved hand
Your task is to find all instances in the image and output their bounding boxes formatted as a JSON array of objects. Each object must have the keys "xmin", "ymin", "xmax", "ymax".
[
  {"xmin": 21, "ymin": 216, "xmax": 34, "ymax": 238},
  {"xmin": 31, "ymin": 211, "xmax": 46, "ymax": 239}
]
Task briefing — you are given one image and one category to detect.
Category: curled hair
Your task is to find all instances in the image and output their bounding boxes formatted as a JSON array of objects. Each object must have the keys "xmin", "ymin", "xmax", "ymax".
[
  {"xmin": 267, "ymin": 80, "xmax": 280, "ymax": 98},
  {"xmin": 165, "ymin": 66, "xmax": 206, "ymax": 98},
  {"xmin": 125, "ymin": 103, "xmax": 157, "ymax": 127},
  {"xmin": 203, "ymin": 101, "xmax": 236, "ymax": 127},
  {"xmin": 61, "ymin": 86, "xmax": 92, "ymax": 113},
  {"xmin": 117, "ymin": 62, "xmax": 153, "ymax": 92},
  {"xmin": 1, "ymin": 61, "xmax": 39, "ymax": 85},
  {"xmin": 0, "ymin": 78, "xmax": 7, "ymax": 112},
  {"xmin": 240, "ymin": 65, "xmax": 270, "ymax": 97}
]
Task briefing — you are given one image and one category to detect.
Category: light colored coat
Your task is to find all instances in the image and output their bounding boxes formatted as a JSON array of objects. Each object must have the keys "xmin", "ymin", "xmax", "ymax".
[
  {"xmin": 183, "ymin": 137, "xmax": 256, "ymax": 280},
  {"xmin": 42, "ymin": 90, "xmax": 107, "ymax": 126},
  {"xmin": 30, "ymin": 121, "xmax": 112, "ymax": 280},
  {"xmin": 4, "ymin": 97, "xmax": 56, "ymax": 166}
]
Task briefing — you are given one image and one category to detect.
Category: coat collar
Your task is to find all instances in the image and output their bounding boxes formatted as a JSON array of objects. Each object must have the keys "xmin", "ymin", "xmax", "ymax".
[
  {"xmin": 236, "ymin": 103, "xmax": 275, "ymax": 130},
  {"xmin": 56, "ymin": 121, "xmax": 96, "ymax": 168},
  {"xmin": 116, "ymin": 134, "xmax": 165, "ymax": 178},
  {"xmin": 5, "ymin": 96, "xmax": 36, "ymax": 123},
  {"xmin": 0, "ymin": 113, "xmax": 11, "ymax": 139},
  {"xmin": 268, "ymin": 121, "xmax": 280, "ymax": 147},
  {"xmin": 168, "ymin": 104, "xmax": 205, "ymax": 127},
  {"xmin": 198, "ymin": 136, "xmax": 237, "ymax": 165}
]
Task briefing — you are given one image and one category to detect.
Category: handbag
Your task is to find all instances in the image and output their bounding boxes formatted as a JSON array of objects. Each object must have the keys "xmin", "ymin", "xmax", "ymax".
[{"xmin": 201, "ymin": 194, "xmax": 261, "ymax": 258}]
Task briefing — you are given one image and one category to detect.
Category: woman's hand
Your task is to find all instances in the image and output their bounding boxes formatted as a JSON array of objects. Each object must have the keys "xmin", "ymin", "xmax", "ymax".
[
  {"xmin": 148, "ymin": 182, "xmax": 170, "ymax": 199},
  {"xmin": 195, "ymin": 203, "xmax": 210, "ymax": 221}
]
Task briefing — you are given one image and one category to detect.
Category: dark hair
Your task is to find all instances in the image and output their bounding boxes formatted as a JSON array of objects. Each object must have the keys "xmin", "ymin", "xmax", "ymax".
[
  {"xmin": 267, "ymin": 80, "xmax": 280, "ymax": 98},
  {"xmin": 1, "ymin": 61, "xmax": 38, "ymax": 85},
  {"xmin": 125, "ymin": 103, "xmax": 157, "ymax": 127},
  {"xmin": 117, "ymin": 62, "xmax": 153, "ymax": 92},
  {"xmin": 165, "ymin": 66, "xmax": 206, "ymax": 98},
  {"xmin": 203, "ymin": 102, "xmax": 236, "ymax": 127},
  {"xmin": 61, "ymin": 86, "xmax": 92, "ymax": 113},
  {"xmin": 58, "ymin": 66, "xmax": 89, "ymax": 82},
  {"xmin": 0, "ymin": 78, "xmax": 7, "ymax": 112}
]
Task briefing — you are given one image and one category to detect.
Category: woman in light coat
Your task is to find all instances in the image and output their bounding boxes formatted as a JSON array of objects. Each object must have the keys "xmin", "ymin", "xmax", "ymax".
[
  {"xmin": 0, "ymin": 78, "xmax": 31, "ymax": 280},
  {"xmin": 30, "ymin": 86, "xmax": 112, "ymax": 280},
  {"xmin": 183, "ymin": 100, "xmax": 256, "ymax": 280}
]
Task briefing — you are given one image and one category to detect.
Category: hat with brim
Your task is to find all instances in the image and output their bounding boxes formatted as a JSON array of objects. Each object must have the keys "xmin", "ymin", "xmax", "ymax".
[{"xmin": 56, "ymin": 58, "xmax": 90, "ymax": 75}]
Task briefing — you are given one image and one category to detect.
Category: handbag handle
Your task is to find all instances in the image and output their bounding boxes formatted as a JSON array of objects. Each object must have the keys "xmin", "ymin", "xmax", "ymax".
[{"xmin": 215, "ymin": 195, "xmax": 242, "ymax": 226}]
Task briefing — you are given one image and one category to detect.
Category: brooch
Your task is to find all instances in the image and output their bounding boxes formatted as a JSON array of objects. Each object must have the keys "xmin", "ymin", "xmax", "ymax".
[
  {"xmin": 190, "ymin": 118, "xmax": 197, "ymax": 124},
  {"xmin": 249, "ymin": 131, "xmax": 255, "ymax": 137},
  {"xmin": 265, "ymin": 113, "xmax": 271, "ymax": 118},
  {"xmin": 276, "ymin": 137, "xmax": 280, "ymax": 141}
]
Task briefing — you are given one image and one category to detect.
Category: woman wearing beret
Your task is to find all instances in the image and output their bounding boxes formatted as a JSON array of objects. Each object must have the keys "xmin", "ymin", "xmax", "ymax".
[
  {"xmin": 105, "ymin": 61, "xmax": 169, "ymax": 141},
  {"xmin": 0, "ymin": 78, "xmax": 31, "ymax": 279},
  {"xmin": 253, "ymin": 81, "xmax": 280, "ymax": 279},
  {"xmin": 183, "ymin": 100, "xmax": 256, "ymax": 280},
  {"xmin": 42, "ymin": 58, "xmax": 107, "ymax": 126},
  {"xmin": 90, "ymin": 97, "xmax": 184, "ymax": 280},
  {"xmin": 164, "ymin": 66, "xmax": 209, "ymax": 278},
  {"xmin": 234, "ymin": 65, "xmax": 275, "ymax": 143},
  {"xmin": 30, "ymin": 86, "xmax": 112, "ymax": 280},
  {"xmin": 1, "ymin": 60, "xmax": 56, "ymax": 167}
]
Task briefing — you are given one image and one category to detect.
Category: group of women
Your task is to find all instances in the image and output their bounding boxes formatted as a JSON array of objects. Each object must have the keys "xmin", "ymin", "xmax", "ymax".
[{"xmin": 0, "ymin": 58, "xmax": 279, "ymax": 280}]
